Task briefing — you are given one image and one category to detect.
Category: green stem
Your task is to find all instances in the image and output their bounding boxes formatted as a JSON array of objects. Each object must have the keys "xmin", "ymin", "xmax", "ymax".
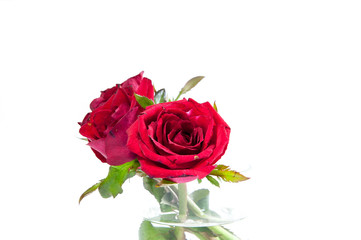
[
  {"xmin": 178, "ymin": 183, "xmax": 188, "ymax": 222},
  {"xmin": 174, "ymin": 92, "xmax": 182, "ymax": 101},
  {"xmin": 175, "ymin": 183, "xmax": 188, "ymax": 240},
  {"xmin": 174, "ymin": 227, "xmax": 185, "ymax": 240}
]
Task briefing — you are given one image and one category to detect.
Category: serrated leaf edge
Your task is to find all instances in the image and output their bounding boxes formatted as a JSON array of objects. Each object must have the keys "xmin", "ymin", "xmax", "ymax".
[{"xmin": 210, "ymin": 165, "xmax": 250, "ymax": 183}]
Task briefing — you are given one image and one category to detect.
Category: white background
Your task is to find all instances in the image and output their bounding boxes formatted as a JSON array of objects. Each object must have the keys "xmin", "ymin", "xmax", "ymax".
[{"xmin": 1, "ymin": 0, "xmax": 360, "ymax": 239}]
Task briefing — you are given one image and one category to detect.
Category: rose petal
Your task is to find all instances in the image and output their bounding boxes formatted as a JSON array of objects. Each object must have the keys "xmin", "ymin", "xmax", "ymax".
[
  {"xmin": 191, "ymin": 127, "xmax": 204, "ymax": 145},
  {"xmin": 155, "ymin": 117, "xmax": 165, "ymax": 143},
  {"xmin": 138, "ymin": 116, "xmax": 156, "ymax": 153},
  {"xmin": 89, "ymin": 107, "xmax": 139, "ymax": 166},
  {"xmin": 194, "ymin": 126, "xmax": 230, "ymax": 168},
  {"xmin": 137, "ymin": 139, "xmax": 174, "ymax": 167},
  {"xmin": 173, "ymin": 131, "xmax": 191, "ymax": 146},
  {"xmin": 87, "ymin": 138, "xmax": 106, "ymax": 159},
  {"xmin": 166, "ymin": 128, "xmax": 203, "ymax": 155},
  {"xmin": 91, "ymin": 148, "xmax": 107, "ymax": 163},
  {"xmin": 209, "ymin": 125, "xmax": 231, "ymax": 165},
  {"xmin": 92, "ymin": 109, "xmax": 113, "ymax": 136},
  {"xmin": 79, "ymin": 113, "xmax": 101, "ymax": 140},
  {"xmin": 121, "ymin": 72, "xmax": 143, "ymax": 97},
  {"xmin": 110, "ymin": 88, "xmax": 130, "ymax": 117},
  {"xmin": 147, "ymin": 121, "xmax": 157, "ymax": 139},
  {"xmin": 159, "ymin": 106, "xmax": 189, "ymax": 120},
  {"xmin": 165, "ymin": 146, "xmax": 214, "ymax": 166},
  {"xmin": 149, "ymin": 135, "xmax": 175, "ymax": 155},
  {"xmin": 90, "ymin": 86, "xmax": 118, "ymax": 110},
  {"xmin": 127, "ymin": 121, "xmax": 145, "ymax": 158},
  {"xmin": 190, "ymin": 115, "xmax": 209, "ymax": 138},
  {"xmin": 139, "ymin": 159, "xmax": 215, "ymax": 183},
  {"xmin": 142, "ymin": 104, "xmax": 164, "ymax": 125},
  {"xmin": 106, "ymin": 107, "xmax": 140, "ymax": 165},
  {"xmin": 136, "ymin": 77, "xmax": 154, "ymax": 100},
  {"xmin": 201, "ymin": 100, "xmax": 230, "ymax": 128}
]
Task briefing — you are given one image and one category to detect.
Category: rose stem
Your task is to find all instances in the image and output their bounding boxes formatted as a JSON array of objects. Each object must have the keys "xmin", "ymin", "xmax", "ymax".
[
  {"xmin": 178, "ymin": 183, "xmax": 188, "ymax": 222},
  {"xmin": 174, "ymin": 183, "xmax": 188, "ymax": 240},
  {"xmin": 174, "ymin": 227, "xmax": 185, "ymax": 240}
]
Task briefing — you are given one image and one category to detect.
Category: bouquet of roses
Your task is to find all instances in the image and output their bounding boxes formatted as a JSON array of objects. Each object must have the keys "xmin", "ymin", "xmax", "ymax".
[{"xmin": 78, "ymin": 72, "xmax": 249, "ymax": 240}]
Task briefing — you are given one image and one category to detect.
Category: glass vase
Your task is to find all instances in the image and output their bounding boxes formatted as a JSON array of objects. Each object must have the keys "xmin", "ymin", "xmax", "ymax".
[{"xmin": 141, "ymin": 178, "xmax": 244, "ymax": 240}]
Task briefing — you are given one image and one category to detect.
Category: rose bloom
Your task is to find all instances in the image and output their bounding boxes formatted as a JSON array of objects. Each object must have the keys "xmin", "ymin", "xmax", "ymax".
[
  {"xmin": 79, "ymin": 72, "xmax": 154, "ymax": 165},
  {"xmin": 127, "ymin": 98, "xmax": 230, "ymax": 183}
]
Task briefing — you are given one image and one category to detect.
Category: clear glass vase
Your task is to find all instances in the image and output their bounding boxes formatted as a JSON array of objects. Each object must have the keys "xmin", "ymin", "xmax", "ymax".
[{"xmin": 141, "ymin": 178, "xmax": 244, "ymax": 240}]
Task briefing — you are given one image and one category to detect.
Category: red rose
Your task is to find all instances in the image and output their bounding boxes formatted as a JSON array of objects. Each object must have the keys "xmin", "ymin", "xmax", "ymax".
[
  {"xmin": 127, "ymin": 98, "xmax": 231, "ymax": 183},
  {"xmin": 79, "ymin": 72, "xmax": 154, "ymax": 165}
]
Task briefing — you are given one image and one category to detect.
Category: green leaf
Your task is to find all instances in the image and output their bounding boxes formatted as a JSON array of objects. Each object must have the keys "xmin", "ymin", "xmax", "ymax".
[
  {"xmin": 197, "ymin": 178, "xmax": 202, "ymax": 184},
  {"xmin": 139, "ymin": 221, "xmax": 173, "ymax": 240},
  {"xmin": 175, "ymin": 76, "xmax": 204, "ymax": 100},
  {"xmin": 78, "ymin": 181, "xmax": 102, "ymax": 204},
  {"xmin": 154, "ymin": 88, "xmax": 167, "ymax": 104},
  {"xmin": 206, "ymin": 175, "xmax": 220, "ymax": 188},
  {"xmin": 210, "ymin": 165, "xmax": 250, "ymax": 183},
  {"xmin": 134, "ymin": 94, "xmax": 154, "ymax": 108},
  {"xmin": 189, "ymin": 189, "xmax": 209, "ymax": 211},
  {"xmin": 78, "ymin": 137, "xmax": 89, "ymax": 142},
  {"xmin": 98, "ymin": 159, "xmax": 140, "ymax": 198},
  {"xmin": 143, "ymin": 177, "xmax": 167, "ymax": 203}
]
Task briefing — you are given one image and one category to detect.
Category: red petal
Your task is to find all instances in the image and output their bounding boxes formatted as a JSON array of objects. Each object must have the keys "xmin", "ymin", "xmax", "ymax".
[
  {"xmin": 89, "ymin": 107, "xmax": 139, "ymax": 166},
  {"xmin": 121, "ymin": 72, "xmax": 143, "ymax": 96},
  {"xmin": 139, "ymin": 159, "xmax": 215, "ymax": 183},
  {"xmin": 79, "ymin": 113, "xmax": 101, "ymax": 140},
  {"xmin": 90, "ymin": 86, "xmax": 118, "ymax": 110},
  {"xmin": 127, "ymin": 121, "xmax": 145, "ymax": 158},
  {"xmin": 136, "ymin": 77, "xmax": 154, "ymax": 100}
]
